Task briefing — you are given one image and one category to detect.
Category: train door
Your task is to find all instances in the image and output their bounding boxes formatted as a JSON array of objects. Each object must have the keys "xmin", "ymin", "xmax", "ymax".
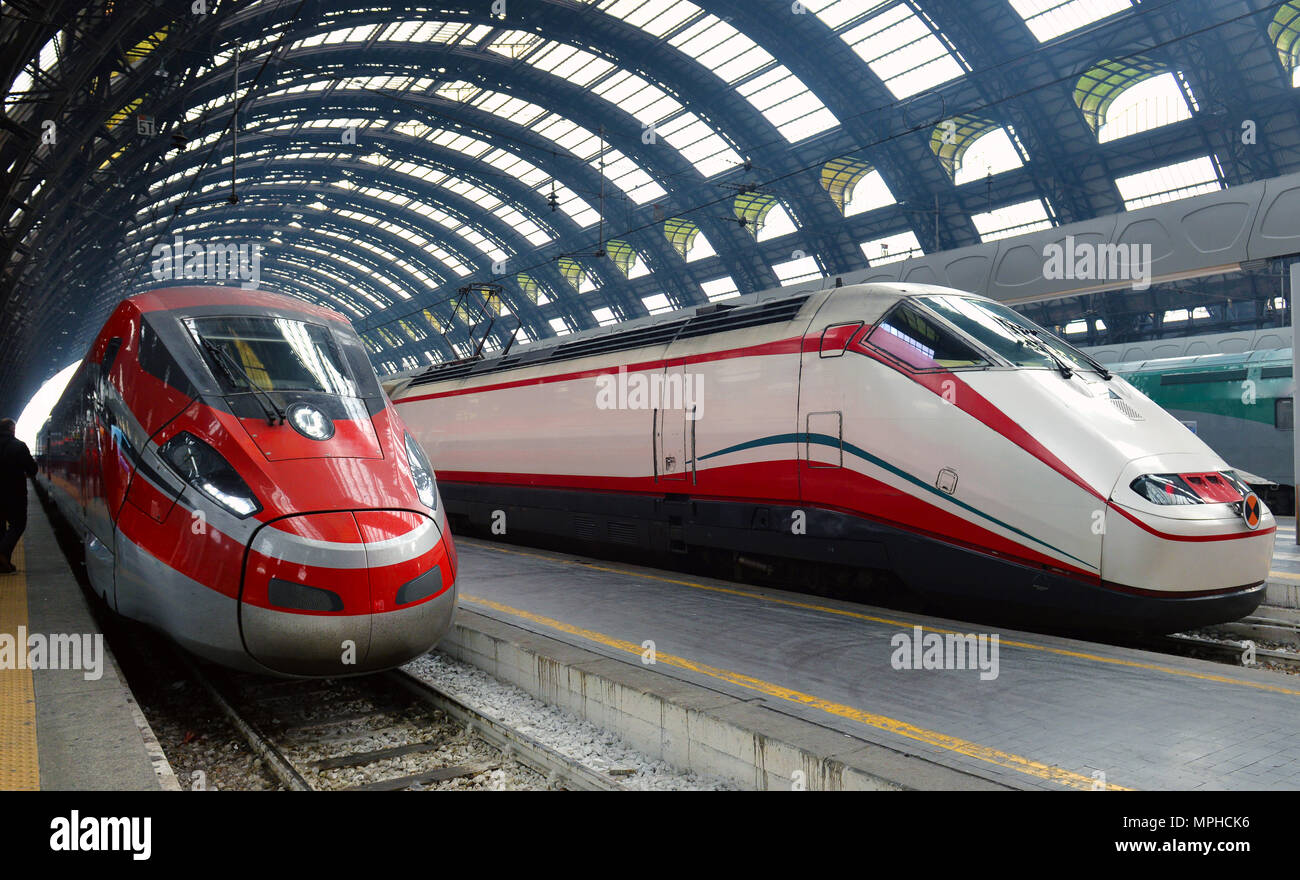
[
  {"xmin": 654, "ymin": 363, "xmax": 693, "ymax": 482},
  {"xmin": 798, "ymin": 322, "xmax": 860, "ymax": 496}
]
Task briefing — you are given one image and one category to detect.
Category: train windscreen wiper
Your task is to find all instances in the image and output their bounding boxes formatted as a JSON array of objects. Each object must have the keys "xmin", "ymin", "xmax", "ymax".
[
  {"xmin": 994, "ymin": 317, "xmax": 1072, "ymax": 379},
  {"xmin": 1039, "ymin": 332, "xmax": 1112, "ymax": 380},
  {"xmin": 202, "ymin": 340, "xmax": 286, "ymax": 425}
]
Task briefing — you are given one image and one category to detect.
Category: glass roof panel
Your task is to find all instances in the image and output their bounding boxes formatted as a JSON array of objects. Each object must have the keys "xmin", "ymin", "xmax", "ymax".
[
  {"xmin": 860, "ymin": 229, "xmax": 924, "ymax": 264},
  {"xmin": 845, "ymin": 169, "xmax": 896, "ymax": 216},
  {"xmin": 1097, "ymin": 73, "xmax": 1193, "ymax": 143},
  {"xmin": 1114, "ymin": 156, "xmax": 1221, "ymax": 210},
  {"xmin": 772, "ymin": 255, "xmax": 822, "ymax": 283},
  {"xmin": 838, "ymin": 2, "xmax": 965, "ymax": 99},
  {"xmin": 953, "ymin": 128, "xmax": 1024, "ymax": 184},
  {"xmin": 586, "ymin": 0, "xmax": 836, "ymax": 142},
  {"xmin": 1009, "ymin": 0, "xmax": 1132, "ymax": 42},
  {"xmin": 970, "ymin": 198, "xmax": 1054, "ymax": 241},
  {"xmin": 700, "ymin": 276, "xmax": 740, "ymax": 301}
]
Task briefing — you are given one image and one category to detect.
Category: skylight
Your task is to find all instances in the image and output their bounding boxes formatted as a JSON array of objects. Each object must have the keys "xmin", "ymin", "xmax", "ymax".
[
  {"xmin": 1114, "ymin": 156, "xmax": 1221, "ymax": 210},
  {"xmin": 1009, "ymin": 0, "xmax": 1132, "ymax": 42},
  {"xmin": 953, "ymin": 129, "xmax": 1024, "ymax": 184},
  {"xmin": 1097, "ymin": 73, "xmax": 1193, "ymax": 143},
  {"xmin": 845, "ymin": 169, "xmax": 897, "ymax": 216},
  {"xmin": 756, "ymin": 203, "xmax": 797, "ymax": 242},
  {"xmin": 772, "ymin": 255, "xmax": 822, "ymax": 284},
  {"xmin": 836, "ymin": 2, "xmax": 965, "ymax": 99},
  {"xmin": 860, "ymin": 230, "xmax": 924, "ymax": 264},
  {"xmin": 588, "ymin": 0, "xmax": 837, "ymax": 142},
  {"xmin": 700, "ymin": 276, "xmax": 740, "ymax": 301},
  {"xmin": 642, "ymin": 293, "xmax": 674, "ymax": 314},
  {"xmin": 970, "ymin": 199, "xmax": 1054, "ymax": 242}
]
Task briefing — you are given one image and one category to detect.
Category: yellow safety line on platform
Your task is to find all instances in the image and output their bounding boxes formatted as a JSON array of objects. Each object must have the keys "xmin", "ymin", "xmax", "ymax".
[
  {"xmin": 1269, "ymin": 570, "xmax": 1300, "ymax": 582},
  {"xmin": 472, "ymin": 541, "xmax": 1300, "ymax": 698},
  {"xmin": 462, "ymin": 593, "xmax": 1126, "ymax": 791},
  {"xmin": 0, "ymin": 541, "xmax": 38, "ymax": 790}
]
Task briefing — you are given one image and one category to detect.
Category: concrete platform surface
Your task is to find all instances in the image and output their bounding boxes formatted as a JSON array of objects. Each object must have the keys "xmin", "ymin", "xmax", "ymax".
[
  {"xmin": 449, "ymin": 536, "xmax": 1300, "ymax": 791},
  {"xmin": 1, "ymin": 491, "xmax": 175, "ymax": 790},
  {"xmin": 1267, "ymin": 516, "xmax": 1300, "ymax": 608}
]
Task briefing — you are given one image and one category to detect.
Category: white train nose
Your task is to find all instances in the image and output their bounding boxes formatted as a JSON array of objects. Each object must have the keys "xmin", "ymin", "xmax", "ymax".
[{"xmin": 1101, "ymin": 453, "xmax": 1275, "ymax": 600}]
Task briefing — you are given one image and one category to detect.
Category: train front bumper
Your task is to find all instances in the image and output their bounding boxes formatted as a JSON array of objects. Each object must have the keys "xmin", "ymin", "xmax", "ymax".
[{"xmin": 239, "ymin": 509, "xmax": 458, "ymax": 676}]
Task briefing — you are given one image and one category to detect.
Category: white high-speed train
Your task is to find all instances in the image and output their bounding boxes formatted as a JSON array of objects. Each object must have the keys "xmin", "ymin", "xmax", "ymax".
[{"xmin": 389, "ymin": 282, "xmax": 1274, "ymax": 632}]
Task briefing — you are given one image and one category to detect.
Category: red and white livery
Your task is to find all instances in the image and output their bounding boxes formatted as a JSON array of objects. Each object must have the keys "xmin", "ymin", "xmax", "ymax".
[
  {"xmin": 389, "ymin": 282, "xmax": 1272, "ymax": 632},
  {"xmin": 36, "ymin": 286, "xmax": 458, "ymax": 676}
]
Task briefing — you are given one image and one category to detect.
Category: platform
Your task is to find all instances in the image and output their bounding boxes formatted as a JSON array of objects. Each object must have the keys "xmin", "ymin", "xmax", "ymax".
[
  {"xmin": 0, "ymin": 491, "xmax": 175, "ymax": 790},
  {"xmin": 443, "ymin": 536, "xmax": 1300, "ymax": 791},
  {"xmin": 1266, "ymin": 516, "xmax": 1300, "ymax": 608}
]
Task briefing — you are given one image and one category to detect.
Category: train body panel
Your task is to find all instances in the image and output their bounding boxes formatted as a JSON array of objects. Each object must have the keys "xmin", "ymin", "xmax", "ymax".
[
  {"xmin": 36, "ymin": 286, "xmax": 457, "ymax": 676},
  {"xmin": 392, "ymin": 282, "xmax": 1271, "ymax": 632}
]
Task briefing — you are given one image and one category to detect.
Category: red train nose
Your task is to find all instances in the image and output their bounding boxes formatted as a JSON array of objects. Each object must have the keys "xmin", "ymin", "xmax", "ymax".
[{"xmin": 239, "ymin": 510, "xmax": 452, "ymax": 675}]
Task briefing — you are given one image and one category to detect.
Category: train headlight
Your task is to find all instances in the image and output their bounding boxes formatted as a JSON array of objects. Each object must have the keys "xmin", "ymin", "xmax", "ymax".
[
  {"xmin": 287, "ymin": 402, "xmax": 334, "ymax": 441},
  {"xmin": 161, "ymin": 432, "xmax": 262, "ymax": 518},
  {"xmin": 1130, "ymin": 474, "xmax": 1202, "ymax": 505},
  {"xmin": 1130, "ymin": 472, "xmax": 1249, "ymax": 507},
  {"xmin": 404, "ymin": 432, "xmax": 437, "ymax": 510}
]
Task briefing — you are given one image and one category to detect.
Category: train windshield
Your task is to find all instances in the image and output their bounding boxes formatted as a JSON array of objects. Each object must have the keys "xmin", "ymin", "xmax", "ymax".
[
  {"xmin": 185, "ymin": 316, "xmax": 358, "ymax": 395},
  {"xmin": 916, "ymin": 295, "xmax": 1104, "ymax": 375}
]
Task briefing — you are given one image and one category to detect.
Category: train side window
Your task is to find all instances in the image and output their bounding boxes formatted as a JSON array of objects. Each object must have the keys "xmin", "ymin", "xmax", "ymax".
[
  {"xmin": 1277, "ymin": 397, "xmax": 1294, "ymax": 431},
  {"xmin": 866, "ymin": 302, "xmax": 988, "ymax": 371},
  {"xmin": 138, "ymin": 319, "xmax": 199, "ymax": 397},
  {"xmin": 100, "ymin": 337, "xmax": 122, "ymax": 372}
]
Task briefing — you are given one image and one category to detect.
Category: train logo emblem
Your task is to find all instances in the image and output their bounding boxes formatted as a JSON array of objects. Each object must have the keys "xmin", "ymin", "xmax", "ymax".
[{"xmin": 1241, "ymin": 493, "xmax": 1261, "ymax": 530}]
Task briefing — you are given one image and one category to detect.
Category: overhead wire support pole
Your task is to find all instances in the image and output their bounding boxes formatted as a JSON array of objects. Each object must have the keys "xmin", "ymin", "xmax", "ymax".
[
  {"xmin": 1292, "ymin": 262, "xmax": 1299, "ymax": 545},
  {"xmin": 231, "ymin": 45, "xmax": 239, "ymax": 203}
]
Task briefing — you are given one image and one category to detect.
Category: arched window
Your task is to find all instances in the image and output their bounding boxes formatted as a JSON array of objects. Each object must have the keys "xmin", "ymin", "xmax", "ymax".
[
  {"xmin": 1269, "ymin": 1, "xmax": 1300, "ymax": 85},
  {"xmin": 821, "ymin": 157, "xmax": 896, "ymax": 216},
  {"xmin": 1097, "ymin": 73, "xmax": 1193, "ymax": 142},
  {"xmin": 953, "ymin": 129, "xmax": 1024, "ymax": 184},
  {"xmin": 1075, "ymin": 58, "xmax": 1195, "ymax": 143},
  {"xmin": 931, "ymin": 116, "xmax": 1024, "ymax": 184}
]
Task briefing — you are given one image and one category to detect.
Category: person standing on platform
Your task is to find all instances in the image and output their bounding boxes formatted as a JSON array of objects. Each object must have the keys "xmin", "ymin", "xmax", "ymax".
[{"xmin": 0, "ymin": 418, "xmax": 37, "ymax": 574}]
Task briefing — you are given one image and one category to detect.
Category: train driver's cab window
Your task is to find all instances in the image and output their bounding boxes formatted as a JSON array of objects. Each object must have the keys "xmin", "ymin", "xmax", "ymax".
[
  {"xmin": 866, "ymin": 302, "xmax": 988, "ymax": 371},
  {"xmin": 185, "ymin": 316, "xmax": 358, "ymax": 396},
  {"xmin": 1277, "ymin": 397, "xmax": 1294, "ymax": 431}
]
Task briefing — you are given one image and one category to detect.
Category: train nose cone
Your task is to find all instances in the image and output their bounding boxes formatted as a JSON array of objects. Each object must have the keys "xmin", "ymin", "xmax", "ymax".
[
  {"xmin": 355, "ymin": 510, "xmax": 457, "ymax": 670},
  {"xmin": 239, "ymin": 510, "xmax": 455, "ymax": 676}
]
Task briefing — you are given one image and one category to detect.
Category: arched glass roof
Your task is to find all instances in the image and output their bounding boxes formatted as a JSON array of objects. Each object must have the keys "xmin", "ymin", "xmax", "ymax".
[{"xmin": 3, "ymin": 0, "xmax": 1300, "ymax": 409}]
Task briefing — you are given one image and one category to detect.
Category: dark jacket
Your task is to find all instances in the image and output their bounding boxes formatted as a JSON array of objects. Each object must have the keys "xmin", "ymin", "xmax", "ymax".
[{"xmin": 0, "ymin": 434, "xmax": 37, "ymax": 502}]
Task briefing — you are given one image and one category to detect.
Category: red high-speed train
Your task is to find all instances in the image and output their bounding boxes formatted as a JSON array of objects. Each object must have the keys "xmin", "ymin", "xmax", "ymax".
[{"xmin": 35, "ymin": 286, "xmax": 458, "ymax": 676}]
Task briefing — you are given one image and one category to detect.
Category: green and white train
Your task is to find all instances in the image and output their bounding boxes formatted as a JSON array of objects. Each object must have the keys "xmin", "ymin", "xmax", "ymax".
[{"xmin": 1113, "ymin": 349, "xmax": 1295, "ymax": 514}]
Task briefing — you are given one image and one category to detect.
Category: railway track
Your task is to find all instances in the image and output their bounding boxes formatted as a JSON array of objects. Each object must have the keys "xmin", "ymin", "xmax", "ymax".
[
  {"xmin": 177, "ymin": 652, "xmax": 626, "ymax": 791},
  {"xmin": 1166, "ymin": 611, "xmax": 1300, "ymax": 672}
]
